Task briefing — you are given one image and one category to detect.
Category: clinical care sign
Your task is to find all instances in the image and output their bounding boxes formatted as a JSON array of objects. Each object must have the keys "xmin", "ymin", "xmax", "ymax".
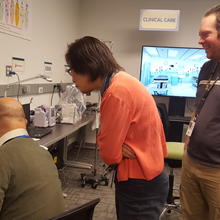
[{"xmin": 139, "ymin": 9, "xmax": 180, "ymax": 31}]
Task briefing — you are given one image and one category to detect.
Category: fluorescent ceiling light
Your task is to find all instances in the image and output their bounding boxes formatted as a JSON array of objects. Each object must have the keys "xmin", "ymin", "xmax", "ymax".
[
  {"xmin": 168, "ymin": 49, "xmax": 178, "ymax": 57},
  {"xmin": 146, "ymin": 47, "xmax": 158, "ymax": 55},
  {"xmin": 190, "ymin": 55, "xmax": 203, "ymax": 60}
]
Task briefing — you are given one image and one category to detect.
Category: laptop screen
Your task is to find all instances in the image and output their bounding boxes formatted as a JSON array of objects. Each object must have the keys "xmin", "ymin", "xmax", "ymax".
[{"xmin": 22, "ymin": 103, "xmax": 31, "ymax": 125}]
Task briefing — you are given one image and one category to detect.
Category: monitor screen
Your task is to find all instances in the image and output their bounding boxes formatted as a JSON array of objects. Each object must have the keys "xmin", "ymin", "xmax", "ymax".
[
  {"xmin": 22, "ymin": 103, "xmax": 30, "ymax": 125},
  {"xmin": 140, "ymin": 46, "xmax": 209, "ymax": 98}
]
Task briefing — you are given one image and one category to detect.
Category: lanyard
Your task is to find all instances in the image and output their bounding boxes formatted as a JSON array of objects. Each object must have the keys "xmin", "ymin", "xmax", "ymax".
[
  {"xmin": 3, "ymin": 135, "xmax": 30, "ymax": 145},
  {"xmin": 14, "ymin": 135, "xmax": 30, "ymax": 139},
  {"xmin": 186, "ymin": 63, "xmax": 219, "ymax": 137},
  {"xmin": 195, "ymin": 62, "xmax": 219, "ymax": 118},
  {"xmin": 102, "ymin": 73, "xmax": 116, "ymax": 95},
  {"xmin": 104, "ymin": 75, "xmax": 111, "ymax": 91}
]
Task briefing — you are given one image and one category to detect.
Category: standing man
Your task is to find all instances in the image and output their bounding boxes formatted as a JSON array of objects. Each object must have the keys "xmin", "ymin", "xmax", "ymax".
[
  {"xmin": 181, "ymin": 5, "xmax": 220, "ymax": 220},
  {"xmin": 65, "ymin": 36, "xmax": 168, "ymax": 220},
  {"xmin": 0, "ymin": 97, "xmax": 65, "ymax": 220}
]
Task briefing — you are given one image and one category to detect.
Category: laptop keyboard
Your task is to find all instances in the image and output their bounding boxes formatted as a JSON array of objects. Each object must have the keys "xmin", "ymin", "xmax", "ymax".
[{"xmin": 27, "ymin": 127, "xmax": 52, "ymax": 138}]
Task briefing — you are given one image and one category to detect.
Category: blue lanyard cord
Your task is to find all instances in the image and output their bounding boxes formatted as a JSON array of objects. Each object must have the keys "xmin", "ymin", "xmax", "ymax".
[
  {"xmin": 3, "ymin": 135, "xmax": 30, "ymax": 145},
  {"xmin": 14, "ymin": 135, "xmax": 30, "ymax": 139},
  {"xmin": 104, "ymin": 73, "xmax": 116, "ymax": 92},
  {"xmin": 195, "ymin": 62, "xmax": 219, "ymax": 117},
  {"xmin": 104, "ymin": 75, "xmax": 112, "ymax": 92}
]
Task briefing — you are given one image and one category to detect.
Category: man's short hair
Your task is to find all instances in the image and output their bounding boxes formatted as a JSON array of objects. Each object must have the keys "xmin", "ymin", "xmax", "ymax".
[{"xmin": 204, "ymin": 5, "xmax": 220, "ymax": 33}]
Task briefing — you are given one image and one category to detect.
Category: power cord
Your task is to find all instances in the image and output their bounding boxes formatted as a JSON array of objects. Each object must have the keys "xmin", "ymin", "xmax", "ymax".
[
  {"xmin": 8, "ymin": 71, "xmax": 20, "ymax": 101},
  {"xmin": 51, "ymin": 84, "xmax": 63, "ymax": 106},
  {"xmin": 50, "ymin": 85, "xmax": 56, "ymax": 106},
  {"xmin": 15, "ymin": 73, "xmax": 21, "ymax": 101}
]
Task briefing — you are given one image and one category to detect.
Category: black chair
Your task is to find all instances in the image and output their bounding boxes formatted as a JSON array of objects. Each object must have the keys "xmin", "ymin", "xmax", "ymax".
[
  {"xmin": 49, "ymin": 198, "xmax": 100, "ymax": 220},
  {"xmin": 157, "ymin": 103, "xmax": 184, "ymax": 218},
  {"xmin": 157, "ymin": 103, "xmax": 183, "ymax": 167},
  {"xmin": 156, "ymin": 103, "xmax": 170, "ymax": 139}
]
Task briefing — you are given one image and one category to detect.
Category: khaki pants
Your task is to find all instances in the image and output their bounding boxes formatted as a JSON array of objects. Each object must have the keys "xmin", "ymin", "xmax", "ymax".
[{"xmin": 180, "ymin": 152, "xmax": 220, "ymax": 220}]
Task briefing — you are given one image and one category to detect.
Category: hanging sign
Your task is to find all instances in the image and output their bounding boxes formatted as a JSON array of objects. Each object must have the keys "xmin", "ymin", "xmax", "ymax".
[{"xmin": 139, "ymin": 9, "xmax": 180, "ymax": 31}]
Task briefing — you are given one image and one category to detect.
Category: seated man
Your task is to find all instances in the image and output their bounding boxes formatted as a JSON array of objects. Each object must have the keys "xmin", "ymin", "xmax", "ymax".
[{"xmin": 0, "ymin": 97, "xmax": 65, "ymax": 220}]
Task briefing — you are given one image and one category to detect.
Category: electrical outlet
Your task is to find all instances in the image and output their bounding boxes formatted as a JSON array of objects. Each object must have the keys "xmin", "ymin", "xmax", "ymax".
[
  {"xmin": 21, "ymin": 85, "xmax": 31, "ymax": 95},
  {"xmin": 26, "ymin": 85, "xmax": 30, "ymax": 93},
  {"xmin": 38, "ymin": 87, "xmax": 43, "ymax": 94},
  {"xmin": 6, "ymin": 65, "xmax": 12, "ymax": 76},
  {"xmin": 21, "ymin": 87, "xmax": 27, "ymax": 95}
]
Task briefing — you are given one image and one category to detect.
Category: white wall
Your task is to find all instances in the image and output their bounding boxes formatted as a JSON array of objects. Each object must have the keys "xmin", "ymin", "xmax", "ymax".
[
  {"xmin": 79, "ymin": 0, "xmax": 219, "ymax": 79},
  {"xmin": 1, "ymin": 0, "xmax": 219, "ymax": 106},
  {"xmin": 0, "ymin": 0, "xmax": 80, "ymax": 106},
  {"xmin": 78, "ymin": 0, "xmax": 219, "ymax": 116},
  {"xmin": 1, "ymin": 0, "xmax": 219, "ymax": 142},
  {"xmin": 78, "ymin": 0, "xmax": 219, "ymax": 142}
]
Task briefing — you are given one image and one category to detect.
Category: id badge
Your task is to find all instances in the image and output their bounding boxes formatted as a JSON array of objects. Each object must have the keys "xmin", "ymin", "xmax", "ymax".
[{"xmin": 186, "ymin": 119, "xmax": 196, "ymax": 137}]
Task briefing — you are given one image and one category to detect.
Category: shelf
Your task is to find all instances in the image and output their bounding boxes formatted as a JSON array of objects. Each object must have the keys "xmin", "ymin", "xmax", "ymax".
[{"xmin": 169, "ymin": 116, "xmax": 190, "ymax": 123}]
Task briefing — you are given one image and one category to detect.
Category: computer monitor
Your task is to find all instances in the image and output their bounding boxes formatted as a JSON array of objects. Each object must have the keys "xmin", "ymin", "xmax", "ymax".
[
  {"xmin": 22, "ymin": 103, "xmax": 31, "ymax": 125},
  {"xmin": 140, "ymin": 45, "xmax": 209, "ymax": 98}
]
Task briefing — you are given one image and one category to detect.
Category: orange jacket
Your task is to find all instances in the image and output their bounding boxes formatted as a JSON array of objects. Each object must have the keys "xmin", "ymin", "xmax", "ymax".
[{"xmin": 97, "ymin": 72, "xmax": 167, "ymax": 181}]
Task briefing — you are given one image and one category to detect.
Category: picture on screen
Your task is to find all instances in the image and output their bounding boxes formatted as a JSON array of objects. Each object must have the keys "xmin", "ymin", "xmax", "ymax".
[{"xmin": 140, "ymin": 46, "xmax": 209, "ymax": 98}]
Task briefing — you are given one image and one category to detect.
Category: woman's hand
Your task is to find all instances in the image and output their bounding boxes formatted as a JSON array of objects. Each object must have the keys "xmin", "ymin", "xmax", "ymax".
[{"xmin": 122, "ymin": 144, "xmax": 136, "ymax": 159}]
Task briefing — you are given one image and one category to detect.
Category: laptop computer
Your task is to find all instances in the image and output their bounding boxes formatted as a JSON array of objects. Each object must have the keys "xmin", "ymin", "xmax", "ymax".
[{"xmin": 22, "ymin": 103, "xmax": 52, "ymax": 138}]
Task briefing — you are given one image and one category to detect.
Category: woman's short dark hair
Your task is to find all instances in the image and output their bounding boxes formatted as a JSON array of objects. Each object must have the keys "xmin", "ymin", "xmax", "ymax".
[
  {"xmin": 205, "ymin": 4, "xmax": 220, "ymax": 33},
  {"xmin": 65, "ymin": 36, "xmax": 124, "ymax": 81}
]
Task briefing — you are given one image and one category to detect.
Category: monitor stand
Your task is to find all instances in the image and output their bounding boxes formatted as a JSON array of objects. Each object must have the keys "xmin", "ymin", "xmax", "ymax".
[
  {"xmin": 168, "ymin": 97, "xmax": 186, "ymax": 142},
  {"xmin": 168, "ymin": 97, "xmax": 186, "ymax": 117}
]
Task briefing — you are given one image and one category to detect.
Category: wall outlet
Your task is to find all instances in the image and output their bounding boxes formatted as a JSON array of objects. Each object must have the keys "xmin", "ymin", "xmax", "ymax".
[
  {"xmin": 6, "ymin": 65, "xmax": 12, "ymax": 76},
  {"xmin": 21, "ymin": 85, "xmax": 30, "ymax": 95},
  {"xmin": 26, "ymin": 85, "xmax": 30, "ymax": 93},
  {"xmin": 38, "ymin": 87, "xmax": 43, "ymax": 93}
]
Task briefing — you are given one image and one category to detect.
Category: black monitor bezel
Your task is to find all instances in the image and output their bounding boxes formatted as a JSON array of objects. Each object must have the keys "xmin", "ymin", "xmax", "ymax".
[{"xmin": 139, "ymin": 45, "xmax": 207, "ymax": 98}]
